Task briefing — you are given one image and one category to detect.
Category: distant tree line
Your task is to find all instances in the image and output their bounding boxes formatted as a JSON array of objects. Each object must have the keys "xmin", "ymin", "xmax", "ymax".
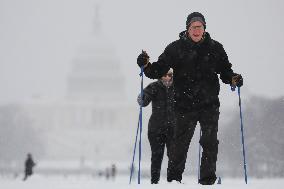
[{"xmin": 220, "ymin": 96, "xmax": 284, "ymax": 178}]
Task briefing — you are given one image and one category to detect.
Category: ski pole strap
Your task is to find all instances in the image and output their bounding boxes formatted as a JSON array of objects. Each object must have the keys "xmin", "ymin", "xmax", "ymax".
[
  {"xmin": 139, "ymin": 65, "xmax": 144, "ymax": 77},
  {"xmin": 140, "ymin": 65, "xmax": 144, "ymax": 96}
]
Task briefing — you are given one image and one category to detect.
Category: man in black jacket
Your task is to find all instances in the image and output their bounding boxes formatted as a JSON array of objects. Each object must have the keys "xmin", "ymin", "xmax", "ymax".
[
  {"xmin": 137, "ymin": 12, "xmax": 243, "ymax": 184},
  {"xmin": 137, "ymin": 69, "xmax": 175, "ymax": 184}
]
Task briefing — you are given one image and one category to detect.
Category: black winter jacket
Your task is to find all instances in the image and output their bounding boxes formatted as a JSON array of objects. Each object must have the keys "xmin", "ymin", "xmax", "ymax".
[
  {"xmin": 25, "ymin": 157, "xmax": 35, "ymax": 175},
  {"xmin": 138, "ymin": 80, "xmax": 175, "ymax": 133},
  {"xmin": 144, "ymin": 31, "xmax": 237, "ymax": 112}
]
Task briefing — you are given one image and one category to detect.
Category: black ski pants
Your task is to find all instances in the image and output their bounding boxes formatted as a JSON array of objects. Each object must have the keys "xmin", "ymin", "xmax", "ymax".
[
  {"xmin": 148, "ymin": 127, "xmax": 174, "ymax": 184},
  {"xmin": 167, "ymin": 105, "xmax": 219, "ymax": 184}
]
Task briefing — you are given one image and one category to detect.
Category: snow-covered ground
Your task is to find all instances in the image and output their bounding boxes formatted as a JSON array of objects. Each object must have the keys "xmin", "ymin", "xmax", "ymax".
[{"xmin": 1, "ymin": 175, "xmax": 283, "ymax": 189}]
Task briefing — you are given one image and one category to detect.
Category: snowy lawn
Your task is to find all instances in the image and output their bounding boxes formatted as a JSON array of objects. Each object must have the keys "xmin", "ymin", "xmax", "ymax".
[{"xmin": 1, "ymin": 175, "xmax": 284, "ymax": 189}]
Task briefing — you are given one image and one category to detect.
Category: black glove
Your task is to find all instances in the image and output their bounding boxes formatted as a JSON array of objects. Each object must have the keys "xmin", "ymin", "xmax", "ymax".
[
  {"xmin": 137, "ymin": 51, "xmax": 149, "ymax": 67},
  {"xmin": 232, "ymin": 74, "xmax": 243, "ymax": 87}
]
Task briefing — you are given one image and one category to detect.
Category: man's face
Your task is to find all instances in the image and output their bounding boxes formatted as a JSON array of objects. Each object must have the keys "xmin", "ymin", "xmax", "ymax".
[
  {"xmin": 187, "ymin": 21, "xmax": 205, "ymax": 43},
  {"xmin": 161, "ymin": 72, "xmax": 173, "ymax": 82},
  {"xmin": 161, "ymin": 72, "xmax": 173, "ymax": 87}
]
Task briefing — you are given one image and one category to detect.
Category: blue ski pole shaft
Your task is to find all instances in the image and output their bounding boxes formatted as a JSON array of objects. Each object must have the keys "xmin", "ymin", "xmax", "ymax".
[
  {"xmin": 129, "ymin": 65, "xmax": 145, "ymax": 184},
  {"xmin": 138, "ymin": 109, "xmax": 142, "ymax": 184},
  {"xmin": 138, "ymin": 65, "xmax": 144, "ymax": 184},
  {"xmin": 238, "ymin": 87, "xmax": 248, "ymax": 184},
  {"xmin": 129, "ymin": 119, "xmax": 140, "ymax": 184},
  {"xmin": 197, "ymin": 128, "xmax": 202, "ymax": 183}
]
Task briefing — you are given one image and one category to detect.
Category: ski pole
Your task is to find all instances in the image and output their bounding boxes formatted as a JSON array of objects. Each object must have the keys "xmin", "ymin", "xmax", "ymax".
[
  {"xmin": 129, "ymin": 118, "xmax": 140, "ymax": 184},
  {"xmin": 129, "ymin": 65, "xmax": 144, "ymax": 184},
  {"xmin": 197, "ymin": 127, "xmax": 202, "ymax": 183},
  {"xmin": 138, "ymin": 65, "xmax": 144, "ymax": 184},
  {"xmin": 231, "ymin": 86, "xmax": 248, "ymax": 184},
  {"xmin": 237, "ymin": 87, "xmax": 248, "ymax": 184}
]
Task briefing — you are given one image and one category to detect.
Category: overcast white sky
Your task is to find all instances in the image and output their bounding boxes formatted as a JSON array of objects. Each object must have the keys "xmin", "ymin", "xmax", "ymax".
[{"xmin": 0, "ymin": 0, "xmax": 284, "ymax": 105}]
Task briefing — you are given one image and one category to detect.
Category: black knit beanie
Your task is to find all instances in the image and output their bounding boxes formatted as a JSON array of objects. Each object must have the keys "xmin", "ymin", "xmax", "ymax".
[{"xmin": 186, "ymin": 12, "xmax": 206, "ymax": 30}]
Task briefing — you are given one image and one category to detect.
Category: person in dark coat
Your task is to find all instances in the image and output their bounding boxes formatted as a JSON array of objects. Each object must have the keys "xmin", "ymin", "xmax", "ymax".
[
  {"xmin": 137, "ymin": 69, "xmax": 175, "ymax": 184},
  {"xmin": 23, "ymin": 153, "xmax": 36, "ymax": 181},
  {"xmin": 137, "ymin": 12, "xmax": 243, "ymax": 184},
  {"xmin": 111, "ymin": 164, "xmax": 117, "ymax": 181}
]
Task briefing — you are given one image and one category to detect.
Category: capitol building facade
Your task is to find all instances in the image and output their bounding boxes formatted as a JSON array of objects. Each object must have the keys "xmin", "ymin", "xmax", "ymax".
[{"xmin": 17, "ymin": 15, "xmax": 141, "ymax": 164}]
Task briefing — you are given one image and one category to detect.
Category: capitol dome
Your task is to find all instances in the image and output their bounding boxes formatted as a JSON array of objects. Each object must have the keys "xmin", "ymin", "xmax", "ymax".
[{"xmin": 66, "ymin": 9, "xmax": 125, "ymax": 102}]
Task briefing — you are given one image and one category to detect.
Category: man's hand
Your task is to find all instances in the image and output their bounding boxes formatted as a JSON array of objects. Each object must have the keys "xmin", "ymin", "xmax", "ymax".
[
  {"xmin": 137, "ymin": 50, "xmax": 150, "ymax": 68},
  {"xmin": 232, "ymin": 74, "xmax": 243, "ymax": 87}
]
